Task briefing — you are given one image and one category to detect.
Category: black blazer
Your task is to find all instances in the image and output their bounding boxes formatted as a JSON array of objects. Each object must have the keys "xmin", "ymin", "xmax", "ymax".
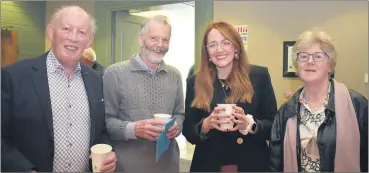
[
  {"xmin": 183, "ymin": 65, "xmax": 277, "ymax": 172},
  {"xmin": 1, "ymin": 52, "xmax": 111, "ymax": 172},
  {"xmin": 92, "ymin": 61, "xmax": 106, "ymax": 76}
]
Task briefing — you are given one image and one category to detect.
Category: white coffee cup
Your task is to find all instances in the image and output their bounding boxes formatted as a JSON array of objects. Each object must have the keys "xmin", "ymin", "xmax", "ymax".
[
  {"xmin": 153, "ymin": 114, "xmax": 172, "ymax": 128},
  {"xmin": 217, "ymin": 104, "xmax": 236, "ymax": 130},
  {"xmin": 90, "ymin": 144, "xmax": 112, "ymax": 172}
]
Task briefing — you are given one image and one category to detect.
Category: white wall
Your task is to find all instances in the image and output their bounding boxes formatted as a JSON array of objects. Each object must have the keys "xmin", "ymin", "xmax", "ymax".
[{"xmin": 214, "ymin": 1, "xmax": 368, "ymax": 104}]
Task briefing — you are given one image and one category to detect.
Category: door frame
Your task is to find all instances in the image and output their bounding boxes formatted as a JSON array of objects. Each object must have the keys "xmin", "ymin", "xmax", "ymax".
[
  {"xmin": 94, "ymin": 1, "xmax": 213, "ymax": 66},
  {"xmin": 113, "ymin": 10, "xmax": 147, "ymax": 63}
]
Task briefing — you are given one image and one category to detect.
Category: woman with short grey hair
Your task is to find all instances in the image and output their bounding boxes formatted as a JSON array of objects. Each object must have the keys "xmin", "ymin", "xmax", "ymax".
[{"xmin": 269, "ymin": 30, "xmax": 368, "ymax": 172}]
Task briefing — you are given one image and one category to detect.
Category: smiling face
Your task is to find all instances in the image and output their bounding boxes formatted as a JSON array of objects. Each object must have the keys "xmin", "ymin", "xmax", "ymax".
[
  {"xmin": 297, "ymin": 42, "xmax": 332, "ymax": 84},
  {"xmin": 47, "ymin": 7, "xmax": 92, "ymax": 68},
  {"xmin": 138, "ymin": 20, "xmax": 171, "ymax": 64},
  {"xmin": 206, "ymin": 28, "xmax": 237, "ymax": 70}
]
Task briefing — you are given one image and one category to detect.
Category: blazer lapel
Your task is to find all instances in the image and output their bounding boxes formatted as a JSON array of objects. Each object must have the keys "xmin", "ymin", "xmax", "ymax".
[
  {"xmin": 31, "ymin": 53, "xmax": 54, "ymax": 140},
  {"xmin": 81, "ymin": 65, "xmax": 97, "ymax": 146}
]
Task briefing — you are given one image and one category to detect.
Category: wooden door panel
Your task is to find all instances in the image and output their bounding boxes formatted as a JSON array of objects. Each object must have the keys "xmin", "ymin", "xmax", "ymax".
[{"xmin": 1, "ymin": 29, "xmax": 18, "ymax": 67}]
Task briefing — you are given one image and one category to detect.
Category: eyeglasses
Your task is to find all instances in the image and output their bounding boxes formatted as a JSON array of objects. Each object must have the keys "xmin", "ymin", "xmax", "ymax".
[
  {"xmin": 297, "ymin": 52, "xmax": 328, "ymax": 62},
  {"xmin": 206, "ymin": 40, "xmax": 233, "ymax": 52}
]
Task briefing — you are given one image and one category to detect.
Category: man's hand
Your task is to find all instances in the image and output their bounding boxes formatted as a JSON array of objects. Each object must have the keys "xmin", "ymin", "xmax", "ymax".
[
  {"xmin": 134, "ymin": 119, "xmax": 165, "ymax": 141},
  {"xmin": 100, "ymin": 151, "xmax": 117, "ymax": 172},
  {"xmin": 166, "ymin": 121, "xmax": 179, "ymax": 139}
]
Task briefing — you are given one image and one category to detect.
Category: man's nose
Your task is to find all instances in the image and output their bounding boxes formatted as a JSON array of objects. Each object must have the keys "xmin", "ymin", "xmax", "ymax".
[
  {"xmin": 156, "ymin": 39, "xmax": 164, "ymax": 47},
  {"xmin": 68, "ymin": 30, "xmax": 79, "ymax": 42}
]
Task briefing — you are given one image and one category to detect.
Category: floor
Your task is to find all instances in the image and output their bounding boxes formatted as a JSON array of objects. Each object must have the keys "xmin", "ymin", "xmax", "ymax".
[{"xmin": 180, "ymin": 158, "xmax": 192, "ymax": 172}]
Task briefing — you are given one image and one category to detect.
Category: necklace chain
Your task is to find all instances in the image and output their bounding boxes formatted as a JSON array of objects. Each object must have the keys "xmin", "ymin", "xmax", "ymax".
[{"xmin": 219, "ymin": 79, "xmax": 228, "ymax": 100}]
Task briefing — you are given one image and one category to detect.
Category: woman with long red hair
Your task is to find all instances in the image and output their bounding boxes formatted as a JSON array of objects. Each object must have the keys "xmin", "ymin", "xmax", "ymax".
[{"xmin": 183, "ymin": 21, "xmax": 277, "ymax": 172}]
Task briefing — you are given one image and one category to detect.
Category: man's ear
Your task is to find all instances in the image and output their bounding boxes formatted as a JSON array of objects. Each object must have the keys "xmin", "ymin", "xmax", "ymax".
[
  {"xmin": 47, "ymin": 24, "xmax": 54, "ymax": 42},
  {"xmin": 138, "ymin": 33, "xmax": 143, "ymax": 48}
]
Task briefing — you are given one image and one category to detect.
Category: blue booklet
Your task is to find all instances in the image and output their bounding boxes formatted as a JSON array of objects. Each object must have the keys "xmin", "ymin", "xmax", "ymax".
[{"xmin": 156, "ymin": 117, "xmax": 176, "ymax": 162}]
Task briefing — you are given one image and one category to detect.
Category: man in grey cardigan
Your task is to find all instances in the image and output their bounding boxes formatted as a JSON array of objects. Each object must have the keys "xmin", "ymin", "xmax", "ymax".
[{"xmin": 103, "ymin": 15, "xmax": 185, "ymax": 173}]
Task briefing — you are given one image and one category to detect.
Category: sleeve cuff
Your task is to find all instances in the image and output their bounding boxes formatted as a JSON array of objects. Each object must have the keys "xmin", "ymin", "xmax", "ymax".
[
  {"xmin": 197, "ymin": 118, "xmax": 209, "ymax": 140},
  {"xmin": 125, "ymin": 122, "xmax": 137, "ymax": 140},
  {"xmin": 239, "ymin": 115, "xmax": 260, "ymax": 135},
  {"xmin": 255, "ymin": 118, "xmax": 263, "ymax": 133}
]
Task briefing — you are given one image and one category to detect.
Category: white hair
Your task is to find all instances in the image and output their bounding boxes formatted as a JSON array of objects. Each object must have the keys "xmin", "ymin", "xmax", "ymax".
[
  {"xmin": 140, "ymin": 15, "xmax": 171, "ymax": 35},
  {"xmin": 50, "ymin": 5, "xmax": 97, "ymax": 34}
]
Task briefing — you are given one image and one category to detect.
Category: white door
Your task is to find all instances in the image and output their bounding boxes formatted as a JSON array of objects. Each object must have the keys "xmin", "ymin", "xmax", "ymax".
[{"xmin": 114, "ymin": 10, "xmax": 146, "ymax": 63}]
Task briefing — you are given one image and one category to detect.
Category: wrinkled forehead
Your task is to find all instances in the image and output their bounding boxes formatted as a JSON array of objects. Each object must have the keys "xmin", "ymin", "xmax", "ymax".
[
  {"xmin": 145, "ymin": 21, "xmax": 171, "ymax": 37},
  {"xmin": 56, "ymin": 9, "xmax": 92, "ymax": 31}
]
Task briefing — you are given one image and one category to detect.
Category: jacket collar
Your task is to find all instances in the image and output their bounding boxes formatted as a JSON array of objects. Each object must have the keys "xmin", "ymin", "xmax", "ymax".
[
  {"xmin": 31, "ymin": 51, "xmax": 98, "ymax": 146},
  {"xmin": 284, "ymin": 79, "xmax": 335, "ymax": 119}
]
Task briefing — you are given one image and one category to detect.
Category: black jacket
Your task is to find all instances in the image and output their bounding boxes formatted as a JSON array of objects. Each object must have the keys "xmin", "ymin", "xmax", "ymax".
[
  {"xmin": 92, "ymin": 61, "xmax": 106, "ymax": 76},
  {"xmin": 183, "ymin": 65, "xmax": 277, "ymax": 172},
  {"xmin": 1, "ymin": 52, "xmax": 111, "ymax": 172},
  {"xmin": 269, "ymin": 80, "xmax": 368, "ymax": 172}
]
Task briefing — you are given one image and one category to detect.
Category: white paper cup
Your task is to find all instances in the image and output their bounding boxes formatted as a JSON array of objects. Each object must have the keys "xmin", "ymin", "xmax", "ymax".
[
  {"xmin": 91, "ymin": 144, "xmax": 112, "ymax": 172},
  {"xmin": 153, "ymin": 114, "xmax": 172, "ymax": 128},
  {"xmin": 217, "ymin": 104, "xmax": 236, "ymax": 130}
]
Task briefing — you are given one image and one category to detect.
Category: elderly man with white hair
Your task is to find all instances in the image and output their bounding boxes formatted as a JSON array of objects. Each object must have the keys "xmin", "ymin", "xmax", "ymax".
[
  {"xmin": 103, "ymin": 15, "xmax": 184, "ymax": 173},
  {"xmin": 2, "ymin": 5, "xmax": 117, "ymax": 172}
]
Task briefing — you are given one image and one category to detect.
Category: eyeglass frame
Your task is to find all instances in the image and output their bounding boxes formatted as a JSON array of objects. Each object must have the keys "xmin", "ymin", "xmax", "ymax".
[
  {"xmin": 205, "ymin": 40, "xmax": 234, "ymax": 52},
  {"xmin": 296, "ymin": 52, "xmax": 329, "ymax": 62}
]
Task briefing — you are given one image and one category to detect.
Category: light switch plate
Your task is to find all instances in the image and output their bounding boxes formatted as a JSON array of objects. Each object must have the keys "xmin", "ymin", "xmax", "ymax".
[{"xmin": 365, "ymin": 73, "xmax": 368, "ymax": 84}]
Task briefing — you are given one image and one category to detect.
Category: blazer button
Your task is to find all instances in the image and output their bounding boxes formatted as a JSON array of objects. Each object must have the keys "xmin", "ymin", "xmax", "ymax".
[{"xmin": 237, "ymin": 138, "xmax": 243, "ymax": 144}]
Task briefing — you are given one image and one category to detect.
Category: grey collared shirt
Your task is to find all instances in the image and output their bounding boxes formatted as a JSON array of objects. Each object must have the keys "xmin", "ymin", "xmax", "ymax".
[
  {"xmin": 46, "ymin": 51, "xmax": 91, "ymax": 172},
  {"xmin": 134, "ymin": 53, "xmax": 162, "ymax": 75}
]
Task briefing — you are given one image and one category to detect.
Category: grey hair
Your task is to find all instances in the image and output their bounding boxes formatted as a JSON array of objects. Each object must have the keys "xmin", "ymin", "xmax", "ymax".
[
  {"xmin": 50, "ymin": 5, "xmax": 97, "ymax": 34},
  {"xmin": 292, "ymin": 29, "xmax": 337, "ymax": 74},
  {"xmin": 140, "ymin": 15, "xmax": 171, "ymax": 35}
]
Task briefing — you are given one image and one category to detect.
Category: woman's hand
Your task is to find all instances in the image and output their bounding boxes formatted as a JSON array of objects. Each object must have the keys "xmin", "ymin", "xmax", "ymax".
[
  {"xmin": 201, "ymin": 107, "xmax": 231, "ymax": 133},
  {"xmin": 229, "ymin": 105, "xmax": 256, "ymax": 135}
]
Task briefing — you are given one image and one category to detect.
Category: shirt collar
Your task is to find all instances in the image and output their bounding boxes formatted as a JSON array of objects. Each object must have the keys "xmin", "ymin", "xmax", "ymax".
[
  {"xmin": 46, "ymin": 50, "xmax": 81, "ymax": 74},
  {"xmin": 131, "ymin": 53, "xmax": 168, "ymax": 74},
  {"xmin": 298, "ymin": 80, "xmax": 334, "ymax": 112},
  {"xmin": 134, "ymin": 53, "xmax": 154, "ymax": 74}
]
